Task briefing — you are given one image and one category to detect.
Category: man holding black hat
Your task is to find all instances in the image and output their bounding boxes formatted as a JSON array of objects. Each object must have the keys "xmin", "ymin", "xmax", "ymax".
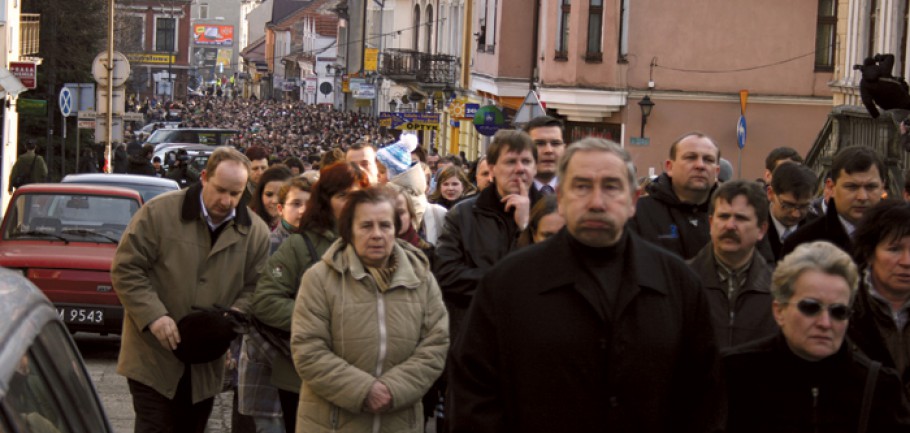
[{"xmin": 112, "ymin": 146, "xmax": 270, "ymax": 433}]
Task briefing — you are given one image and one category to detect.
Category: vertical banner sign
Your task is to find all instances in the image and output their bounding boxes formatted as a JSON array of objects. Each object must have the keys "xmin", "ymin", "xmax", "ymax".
[{"xmin": 364, "ymin": 48, "xmax": 379, "ymax": 71}]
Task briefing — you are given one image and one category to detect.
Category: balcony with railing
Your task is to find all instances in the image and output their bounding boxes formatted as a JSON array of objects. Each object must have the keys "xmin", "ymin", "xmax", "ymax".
[
  {"xmin": 20, "ymin": 14, "xmax": 40, "ymax": 56},
  {"xmin": 380, "ymin": 49, "xmax": 458, "ymax": 87}
]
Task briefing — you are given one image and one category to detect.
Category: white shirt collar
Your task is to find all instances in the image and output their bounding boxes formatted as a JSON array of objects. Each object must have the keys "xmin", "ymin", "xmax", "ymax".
[
  {"xmin": 769, "ymin": 214, "xmax": 793, "ymax": 241},
  {"xmin": 838, "ymin": 214, "xmax": 856, "ymax": 236},
  {"xmin": 199, "ymin": 190, "xmax": 236, "ymax": 231},
  {"xmin": 533, "ymin": 177, "xmax": 558, "ymax": 191}
]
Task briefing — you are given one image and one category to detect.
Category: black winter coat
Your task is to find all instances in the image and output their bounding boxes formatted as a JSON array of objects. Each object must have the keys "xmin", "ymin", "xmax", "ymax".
[
  {"xmin": 126, "ymin": 155, "xmax": 156, "ymax": 176},
  {"xmin": 723, "ymin": 333, "xmax": 910, "ymax": 433},
  {"xmin": 687, "ymin": 243, "xmax": 778, "ymax": 349},
  {"xmin": 847, "ymin": 280, "xmax": 910, "ymax": 386},
  {"xmin": 631, "ymin": 173, "xmax": 714, "ymax": 259},
  {"xmin": 780, "ymin": 198, "xmax": 852, "ymax": 259},
  {"xmin": 432, "ymin": 185, "xmax": 536, "ymax": 338},
  {"xmin": 450, "ymin": 229, "xmax": 723, "ymax": 433}
]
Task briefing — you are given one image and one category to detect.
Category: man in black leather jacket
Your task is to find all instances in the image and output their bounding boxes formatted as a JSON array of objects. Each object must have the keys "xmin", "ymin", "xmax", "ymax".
[{"xmin": 433, "ymin": 129, "xmax": 539, "ymax": 341}]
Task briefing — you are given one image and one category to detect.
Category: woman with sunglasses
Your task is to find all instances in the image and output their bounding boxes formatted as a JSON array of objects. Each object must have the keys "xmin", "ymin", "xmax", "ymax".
[
  {"xmin": 723, "ymin": 241, "xmax": 910, "ymax": 432},
  {"xmin": 849, "ymin": 200, "xmax": 910, "ymax": 392}
]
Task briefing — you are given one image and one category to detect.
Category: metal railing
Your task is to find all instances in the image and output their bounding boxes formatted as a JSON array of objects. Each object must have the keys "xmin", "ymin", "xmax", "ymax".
[
  {"xmin": 804, "ymin": 105, "xmax": 908, "ymax": 196},
  {"xmin": 20, "ymin": 14, "xmax": 40, "ymax": 56},
  {"xmin": 380, "ymin": 49, "xmax": 458, "ymax": 86}
]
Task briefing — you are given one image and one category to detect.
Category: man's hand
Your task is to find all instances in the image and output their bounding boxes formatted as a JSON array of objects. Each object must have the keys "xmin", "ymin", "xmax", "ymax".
[
  {"xmin": 149, "ymin": 316, "xmax": 181, "ymax": 350},
  {"xmin": 901, "ymin": 120, "xmax": 909, "ymax": 135},
  {"xmin": 363, "ymin": 380, "xmax": 392, "ymax": 414},
  {"xmin": 502, "ymin": 180, "xmax": 531, "ymax": 230}
]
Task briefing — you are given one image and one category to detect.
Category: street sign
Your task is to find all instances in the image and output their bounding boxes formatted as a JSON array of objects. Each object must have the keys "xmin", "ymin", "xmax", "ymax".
[
  {"xmin": 92, "ymin": 51, "xmax": 131, "ymax": 87},
  {"xmin": 77, "ymin": 120, "xmax": 96, "ymax": 129},
  {"xmin": 64, "ymin": 83, "xmax": 96, "ymax": 111},
  {"xmin": 736, "ymin": 115, "xmax": 747, "ymax": 149},
  {"xmin": 9, "ymin": 61, "xmax": 36, "ymax": 89},
  {"xmin": 464, "ymin": 103, "xmax": 480, "ymax": 118},
  {"xmin": 512, "ymin": 90, "xmax": 546, "ymax": 126},
  {"xmin": 59, "ymin": 87, "xmax": 74, "ymax": 117},
  {"xmin": 473, "ymin": 105, "xmax": 505, "ymax": 136},
  {"xmin": 305, "ymin": 76, "xmax": 317, "ymax": 94},
  {"xmin": 95, "ymin": 116, "xmax": 123, "ymax": 143},
  {"xmin": 379, "ymin": 112, "xmax": 440, "ymax": 131},
  {"xmin": 97, "ymin": 88, "xmax": 126, "ymax": 115},
  {"xmin": 122, "ymin": 112, "xmax": 144, "ymax": 122},
  {"xmin": 77, "ymin": 110, "xmax": 97, "ymax": 120},
  {"xmin": 17, "ymin": 99, "xmax": 46, "ymax": 116},
  {"xmin": 353, "ymin": 83, "xmax": 376, "ymax": 100}
]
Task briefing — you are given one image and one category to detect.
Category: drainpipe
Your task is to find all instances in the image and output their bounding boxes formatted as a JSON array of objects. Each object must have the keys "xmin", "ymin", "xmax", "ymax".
[{"xmin": 529, "ymin": 0, "xmax": 539, "ymax": 90}]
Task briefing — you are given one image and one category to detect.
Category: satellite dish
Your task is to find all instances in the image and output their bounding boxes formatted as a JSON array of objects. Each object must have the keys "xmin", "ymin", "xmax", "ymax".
[{"xmin": 408, "ymin": 92, "xmax": 424, "ymax": 102}]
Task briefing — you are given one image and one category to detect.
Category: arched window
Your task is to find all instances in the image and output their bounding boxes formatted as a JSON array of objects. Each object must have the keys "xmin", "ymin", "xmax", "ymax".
[
  {"xmin": 426, "ymin": 5, "xmax": 434, "ymax": 52},
  {"xmin": 413, "ymin": 5, "xmax": 421, "ymax": 50}
]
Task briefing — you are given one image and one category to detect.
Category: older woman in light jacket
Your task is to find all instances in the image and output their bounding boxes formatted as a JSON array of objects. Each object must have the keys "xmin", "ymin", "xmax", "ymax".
[{"xmin": 291, "ymin": 186, "xmax": 449, "ymax": 433}]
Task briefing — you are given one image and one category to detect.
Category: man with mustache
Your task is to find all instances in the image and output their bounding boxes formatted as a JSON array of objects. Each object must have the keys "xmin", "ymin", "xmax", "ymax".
[
  {"xmin": 631, "ymin": 132, "xmax": 720, "ymax": 259},
  {"xmin": 449, "ymin": 138, "xmax": 721, "ymax": 432},
  {"xmin": 687, "ymin": 180, "xmax": 777, "ymax": 349},
  {"xmin": 525, "ymin": 115, "xmax": 566, "ymax": 198},
  {"xmin": 780, "ymin": 146, "xmax": 885, "ymax": 258}
]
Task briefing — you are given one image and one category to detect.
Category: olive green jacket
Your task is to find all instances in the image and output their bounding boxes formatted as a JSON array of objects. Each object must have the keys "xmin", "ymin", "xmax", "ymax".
[
  {"xmin": 112, "ymin": 184, "xmax": 270, "ymax": 403},
  {"xmin": 291, "ymin": 239, "xmax": 449, "ymax": 433},
  {"xmin": 251, "ymin": 228, "xmax": 336, "ymax": 391}
]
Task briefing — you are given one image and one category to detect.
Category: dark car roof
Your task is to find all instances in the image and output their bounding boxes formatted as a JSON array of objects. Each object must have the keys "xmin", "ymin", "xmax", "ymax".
[
  {"xmin": 153, "ymin": 143, "xmax": 220, "ymax": 153},
  {"xmin": 0, "ymin": 268, "xmax": 57, "ymax": 396}
]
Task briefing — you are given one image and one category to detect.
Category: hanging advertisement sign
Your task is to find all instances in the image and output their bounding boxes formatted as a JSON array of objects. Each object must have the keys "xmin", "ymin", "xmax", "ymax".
[{"xmin": 193, "ymin": 25, "xmax": 234, "ymax": 46}]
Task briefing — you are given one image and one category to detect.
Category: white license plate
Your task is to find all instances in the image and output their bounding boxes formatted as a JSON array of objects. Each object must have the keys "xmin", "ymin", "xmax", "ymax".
[{"xmin": 56, "ymin": 307, "xmax": 104, "ymax": 324}]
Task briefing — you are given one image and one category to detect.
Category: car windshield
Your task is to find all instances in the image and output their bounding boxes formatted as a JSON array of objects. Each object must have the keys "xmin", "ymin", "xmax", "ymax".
[{"xmin": 3, "ymin": 193, "xmax": 140, "ymax": 244}]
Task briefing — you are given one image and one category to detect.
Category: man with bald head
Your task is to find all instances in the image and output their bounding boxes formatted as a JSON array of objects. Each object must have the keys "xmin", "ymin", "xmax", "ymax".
[{"xmin": 631, "ymin": 132, "xmax": 721, "ymax": 259}]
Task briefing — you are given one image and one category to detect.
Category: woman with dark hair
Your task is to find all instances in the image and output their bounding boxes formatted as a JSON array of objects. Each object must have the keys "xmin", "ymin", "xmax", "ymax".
[
  {"xmin": 428, "ymin": 165, "xmax": 477, "ymax": 209},
  {"xmin": 516, "ymin": 195, "xmax": 566, "ymax": 247},
  {"xmin": 291, "ymin": 186, "xmax": 448, "ymax": 433},
  {"xmin": 251, "ymin": 164, "xmax": 293, "ymax": 230},
  {"xmin": 849, "ymin": 199, "xmax": 910, "ymax": 390},
  {"xmin": 283, "ymin": 156, "xmax": 305, "ymax": 176},
  {"xmin": 251, "ymin": 162, "xmax": 370, "ymax": 432}
]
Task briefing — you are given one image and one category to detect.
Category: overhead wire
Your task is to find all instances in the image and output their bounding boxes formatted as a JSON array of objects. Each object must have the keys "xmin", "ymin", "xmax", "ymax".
[{"xmin": 654, "ymin": 50, "xmax": 816, "ymax": 74}]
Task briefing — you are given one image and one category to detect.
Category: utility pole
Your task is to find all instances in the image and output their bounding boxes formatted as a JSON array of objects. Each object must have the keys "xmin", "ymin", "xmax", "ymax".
[{"xmin": 105, "ymin": 0, "xmax": 115, "ymax": 173}]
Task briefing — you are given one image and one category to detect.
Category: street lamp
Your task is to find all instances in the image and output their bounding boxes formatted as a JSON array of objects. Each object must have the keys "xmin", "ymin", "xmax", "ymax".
[
  {"xmin": 389, "ymin": 99, "xmax": 398, "ymax": 112},
  {"xmin": 638, "ymin": 95, "xmax": 655, "ymax": 138}
]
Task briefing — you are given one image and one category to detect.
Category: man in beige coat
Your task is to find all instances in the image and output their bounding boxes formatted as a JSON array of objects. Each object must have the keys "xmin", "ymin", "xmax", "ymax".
[{"xmin": 112, "ymin": 146, "xmax": 270, "ymax": 433}]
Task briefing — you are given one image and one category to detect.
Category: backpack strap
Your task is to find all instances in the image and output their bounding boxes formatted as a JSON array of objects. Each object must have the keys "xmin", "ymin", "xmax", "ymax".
[{"xmin": 858, "ymin": 360, "xmax": 881, "ymax": 433}]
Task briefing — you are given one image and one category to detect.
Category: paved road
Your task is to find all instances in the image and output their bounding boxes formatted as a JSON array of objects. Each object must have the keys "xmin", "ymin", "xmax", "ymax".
[
  {"xmin": 74, "ymin": 333, "xmax": 438, "ymax": 433},
  {"xmin": 74, "ymin": 333, "xmax": 233, "ymax": 433}
]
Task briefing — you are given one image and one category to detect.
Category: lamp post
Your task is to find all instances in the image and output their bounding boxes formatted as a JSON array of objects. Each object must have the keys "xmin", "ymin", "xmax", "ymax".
[
  {"xmin": 638, "ymin": 95, "xmax": 655, "ymax": 138},
  {"xmin": 389, "ymin": 99, "xmax": 398, "ymax": 113}
]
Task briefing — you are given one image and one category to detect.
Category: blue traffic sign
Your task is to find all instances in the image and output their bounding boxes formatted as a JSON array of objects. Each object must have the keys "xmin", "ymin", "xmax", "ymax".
[
  {"xmin": 736, "ymin": 115, "xmax": 747, "ymax": 149},
  {"xmin": 59, "ymin": 87, "xmax": 74, "ymax": 117}
]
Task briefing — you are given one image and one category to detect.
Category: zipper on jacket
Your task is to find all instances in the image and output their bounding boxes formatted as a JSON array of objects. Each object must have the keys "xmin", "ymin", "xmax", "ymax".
[
  {"xmin": 331, "ymin": 405, "xmax": 338, "ymax": 429},
  {"xmin": 811, "ymin": 387, "xmax": 819, "ymax": 433},
  {"xmin": 374, "ymin": 285, "xmax": 388, "ymax": 433}
]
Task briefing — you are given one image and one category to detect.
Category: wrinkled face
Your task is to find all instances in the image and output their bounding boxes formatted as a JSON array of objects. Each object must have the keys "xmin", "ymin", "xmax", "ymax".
[
  {"xmin": 529, "ymin": 126, "xmax": 565, "ymax": 179},
  {"xmin": 533, "ymin": 212, "xmax": 566, "ymax": 244},
  {"xmin": 558, "ymin": 150, "xmax": 636, "ymax": 248},
  {"xmin": 829, "ymin": 167, "xmax": 883, "ymax": 225},
  {"xmin": 768, "ymin": 190, "xmax": 812, "ymax": 228},
  {"xmin": 330, "ymin": 186, "xmax": 360, "ymax": 221},
  {"xmin": 261, "ymin": 180, "xmax": 286, "ymax": 218},
  {"xmin": 665, "ymin": 136, "xmax": 720, "ymax": 197},
  {"xmin": 871, "ymin": 235, "xmax": 910, "ymax": 302},
  {"xmin": 710, "ymin": 195, "xmax": 766, "ymax": 256},
  {"xmin": 774, "ymin": 270, "xmax": 851, "ymax": 362},
  {"xmin": 440, "ymin": 176, "xmax": 465, "ymax": 201},
  {"xmin": 201, "ymin": 161, "xmax": 249, "ymax": 224},
  {"xmin": 492, "ymin": 150, "xmax": 536, "ymax": 196},
  {"xmin": 352, "ymin": 201, "xmax": 397, "ymax": 268},
  {"xmin": 395, "ymin": 193, "xmax": 412, "ymax": 235},
  {"xmin": 347, "ymin": 147, "xmax": 379, "ymax": 184},
  {"xmin": 278, "ymin": 186, "xmax": 309, "ymax": 228},
  {"xmin": 249, "ymin": 158, "xmax": 269, "ymax": 185},
  {"xmin": 476, "ymin": 160, "xmax": 493, "ymax": 190}
]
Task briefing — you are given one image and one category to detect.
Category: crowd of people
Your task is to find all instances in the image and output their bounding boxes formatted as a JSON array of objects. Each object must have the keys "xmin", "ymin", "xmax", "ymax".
[{"xmin": 106, "ymin": 107, "xmax": 910, "ymax": 433}]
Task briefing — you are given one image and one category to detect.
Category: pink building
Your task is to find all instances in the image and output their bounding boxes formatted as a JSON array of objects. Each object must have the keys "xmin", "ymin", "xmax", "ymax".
[{"xmin": 472, "ymin": 0, "xmax": 834, "ymax": 180}]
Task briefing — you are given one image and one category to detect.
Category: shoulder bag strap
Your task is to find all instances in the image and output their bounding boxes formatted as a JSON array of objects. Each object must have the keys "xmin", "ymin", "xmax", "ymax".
[
  {"xmin": 858, "ymin": 360, "xmax": 881, "ymax": 433},
  {"xmin": 301, "ymin": 233, "xmax": 318, "ymax": 267}
]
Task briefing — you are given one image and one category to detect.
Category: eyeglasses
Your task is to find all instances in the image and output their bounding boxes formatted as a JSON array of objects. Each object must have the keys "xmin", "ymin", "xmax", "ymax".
[
  {"xmin": 775, "ymin": 196, "xmax": 811, "ymax": 213},
  {"xmin": 785, "ymin": 298, "xmax": 852, "ymax": 321}
]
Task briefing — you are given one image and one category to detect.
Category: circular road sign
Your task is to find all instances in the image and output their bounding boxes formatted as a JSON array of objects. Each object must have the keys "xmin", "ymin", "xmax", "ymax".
[
  {"xmin": 319, "ymin": 82, "xmax": 333, "ymax": 96},
  {"xmin": 59, "ymin": 87, "xmax": 74, "ymax": 117},
  {"xmin": 92, "ymin": 51, "xmax": 131, "ymax": 87}
]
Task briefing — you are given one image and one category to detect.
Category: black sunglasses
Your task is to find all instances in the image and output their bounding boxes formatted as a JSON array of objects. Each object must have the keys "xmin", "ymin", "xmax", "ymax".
[{"xmin": 787, "ymin": 298, "xmax": 852, "ymax": 321}]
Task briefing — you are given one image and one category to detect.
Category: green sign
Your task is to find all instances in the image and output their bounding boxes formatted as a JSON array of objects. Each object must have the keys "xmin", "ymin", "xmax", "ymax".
[
  {"xmin": 18, "ymin": 99, "xmax": 47, "ymax": 117},
  {"xmin": 472, "ymin": 105, "xmax": 505, "ymax": 136}
]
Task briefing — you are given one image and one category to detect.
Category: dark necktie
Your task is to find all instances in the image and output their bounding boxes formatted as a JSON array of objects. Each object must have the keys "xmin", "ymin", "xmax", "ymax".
[{"xmin": 540, "ymin": 185, "xmax": 554, "ymax": 195}]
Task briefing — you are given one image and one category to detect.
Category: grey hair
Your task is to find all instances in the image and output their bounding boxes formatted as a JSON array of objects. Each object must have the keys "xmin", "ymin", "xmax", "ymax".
[
  {"xmin": 557, "ymin": 138, "xmax": 636, "ymax": 193},
  {"xmin": 772, "ymin": 241, "xmax": 859, "ymax": 303}
]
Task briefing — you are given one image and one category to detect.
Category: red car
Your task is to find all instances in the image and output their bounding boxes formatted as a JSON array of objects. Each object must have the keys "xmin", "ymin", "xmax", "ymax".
[{"xmin": 0, "ymin": 183, "xmax": 142, "ymax": 335}]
